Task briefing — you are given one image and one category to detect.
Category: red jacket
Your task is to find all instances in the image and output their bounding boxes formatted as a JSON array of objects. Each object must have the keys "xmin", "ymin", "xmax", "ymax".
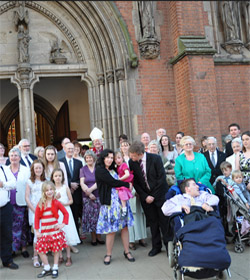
[{"xmin": 34, "ymin": 199, "xmax": 69, "ymax": 230}]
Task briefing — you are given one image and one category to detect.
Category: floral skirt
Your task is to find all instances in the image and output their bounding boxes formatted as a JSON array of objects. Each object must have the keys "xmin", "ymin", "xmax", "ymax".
[
  {"xmin": 36, "ymin": 231, "xmax": 67, "ymax": 254},
  {"xmin": 96, "ymin": 188, "xmax": 134, "ymax": 234},
  {"xmin": 82, "ymin": 197, "xmax": 101, "ymax": 233}
]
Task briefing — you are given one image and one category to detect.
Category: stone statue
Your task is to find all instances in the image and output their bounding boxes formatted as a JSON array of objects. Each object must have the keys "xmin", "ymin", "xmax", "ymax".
[
  {"xmin": 138, "ymin": 1, "xmax": 156, "ymax": 39},
  {"xmin": 50, "ymin": 40, "xmax": 67, "ymax": 64},
  {"xmin": 242, "ymin": 1, "xmax": 250, "ymax": 50},
  {"xmin": 17, "ymin": 25, "xmax": 31, "ymax": 63},
  {"xmin": 13, "ymin": 1, "xmax": 29, "ymax": 30},
  {"xmin": 219, "ymin": 1, "xmax": 243, "ymax": 54},
  {"xmin": 137, "ymin": 1, "xmax": 160, "ymax": 59}
]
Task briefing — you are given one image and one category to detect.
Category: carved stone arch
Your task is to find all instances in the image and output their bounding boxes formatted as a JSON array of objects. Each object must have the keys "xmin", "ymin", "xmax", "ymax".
[
  {"xmin": 0, "ymin": 1, "xmax": 140, "ymax": 149},
  {"xmin": 0, "ymin": 94, "xmax": 58, "ymax": 135}
]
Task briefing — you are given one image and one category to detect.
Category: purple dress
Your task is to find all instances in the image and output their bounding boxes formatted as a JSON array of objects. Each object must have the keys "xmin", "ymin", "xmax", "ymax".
[{"xmin": 80, "ymin": 165, "xmax": 101, "ymax": 233}]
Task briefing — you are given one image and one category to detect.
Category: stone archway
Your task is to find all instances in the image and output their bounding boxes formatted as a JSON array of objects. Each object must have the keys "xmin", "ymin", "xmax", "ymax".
[
  {"xmin": 0, "ymin": 94, "xmax": 58, "ymax": 148},
  {"xmin": 0, "ymin": 1, "xmax": 139, "ymax": 150}
]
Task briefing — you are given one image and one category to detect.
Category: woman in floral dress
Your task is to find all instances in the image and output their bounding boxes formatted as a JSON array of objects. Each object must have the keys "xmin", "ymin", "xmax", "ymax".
[{"xmin": 95, "ymin": 149, "xmax": 134, "ymax": 265}]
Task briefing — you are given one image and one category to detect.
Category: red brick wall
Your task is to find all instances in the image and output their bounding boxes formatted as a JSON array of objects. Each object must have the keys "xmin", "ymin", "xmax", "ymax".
[
  {"xmin": 215, "ymin": 65, "xmax": 250, "ymax": 135},
  {"xmin": 114, "ymin": 1, "xmax": 250, "ymax": 148}
]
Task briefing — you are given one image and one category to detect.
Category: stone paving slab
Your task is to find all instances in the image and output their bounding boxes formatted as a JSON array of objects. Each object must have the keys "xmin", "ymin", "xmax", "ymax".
[{"xmin": 1, "ymin": 231, "xmax": 249, "ymax": 280}]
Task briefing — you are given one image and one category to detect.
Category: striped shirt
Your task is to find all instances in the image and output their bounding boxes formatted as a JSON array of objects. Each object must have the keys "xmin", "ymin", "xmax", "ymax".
[{"xmin": 40, "ymin": 207, "xmax": 59, "ymax": 236}]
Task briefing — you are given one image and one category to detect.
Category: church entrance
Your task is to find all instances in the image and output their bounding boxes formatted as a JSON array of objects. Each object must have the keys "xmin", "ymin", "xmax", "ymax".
[{"xmin": 0, "ymin": 77, "xmax": 90, "ymax": 152}]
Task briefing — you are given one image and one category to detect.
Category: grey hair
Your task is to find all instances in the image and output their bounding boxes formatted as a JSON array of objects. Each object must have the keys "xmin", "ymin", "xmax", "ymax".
[
  {"xmin": 9, "ymin": 146, "xmax": 21, "ymax": 158},
  {"xmin": 180, "ymin": 136, "xmax": 196, "ymax": 147},
  {"xmin": 207, "ymin": 136, "xmax": 217, "ymax": 144},
  {"xmin": 18, "ymin": 138, "xmax": 30, "ymax": 146},
  {"xmin": 34, "ymin": 146, "xmax": 44, "ymax": 157},
  {"xmin": 148, "ymin": 140, "xmax": 161, "ymax": 152},
  {"xmin": 156, "ymin": 128, "xmax": 166, "ymax": 134},
  {"xmin": 83, "ymin": 149, "xmax": 97, "ymax": 162},
  {"xmin": 231, "ymin": 137, "xmax": 242, "ymax": 148}
]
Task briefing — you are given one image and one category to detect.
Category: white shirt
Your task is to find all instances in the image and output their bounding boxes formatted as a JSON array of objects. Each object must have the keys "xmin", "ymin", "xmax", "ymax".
[
  {"xmin": 21, "ymin": 154, "xmax": 33, "ymax": 167},
  {"xmin": 0, "ymin": 165, "xmax": 16, "ymax": 207},
  {"xmin": 66, "ymin": 156, "xmax": 74, "ymax": 172},
  {"xmin": 209, "ymin": 150, "xmax": 218, "ymax": 166}
]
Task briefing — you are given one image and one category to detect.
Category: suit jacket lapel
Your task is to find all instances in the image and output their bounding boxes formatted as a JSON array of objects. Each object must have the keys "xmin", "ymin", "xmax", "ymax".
[
  {"xmin": 63, "ymin": 158, "xmax": 72, "ymax": 178},
  {"xmin": 146, "ymin": 153, "xmax": 151, "ymax": 176}
]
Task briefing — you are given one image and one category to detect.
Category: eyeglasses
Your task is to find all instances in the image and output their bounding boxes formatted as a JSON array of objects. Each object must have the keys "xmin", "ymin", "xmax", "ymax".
[{"xmin": 22, "ymin": 145, "xmax": 30, "ymax": 148}]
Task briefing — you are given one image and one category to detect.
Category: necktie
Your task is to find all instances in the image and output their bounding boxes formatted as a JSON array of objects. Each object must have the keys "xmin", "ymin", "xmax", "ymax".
[
  {"xmin": 69, "ymin": 159, "xmax": 73, "ymax": 177},
  {"xmin": 25, "ymin": 156, "xmax": 32, "ymax": 167},
  {"xmin": 211, "ymin": 152, "xmax": 216, "ymax": 167},
  {"xmin": 190, "ymin": 196, "xmax": 196, "ymax": 206},
  {"xmin": 139, "ymin": 160, "xmax": 150, "ymax": 190},
  {"xmin": 225, "ymin": 177, "xmax": 229, "ymax": 183}
]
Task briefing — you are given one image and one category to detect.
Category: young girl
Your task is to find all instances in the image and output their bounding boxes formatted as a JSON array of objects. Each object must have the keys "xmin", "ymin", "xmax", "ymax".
[
  {"xmin": 35, "ymin": 181, "xmax": 68, "ymax": 278},
  {"xmin": 25, "ymin": 159, "xmax": 46, "ymax": 268},
  {"xmin": 115, "ymin": 151, "xmax": 134, "ymax": 217},
  {"xmin": 51, "ymin": 168, "xmax": 80, "ymax": 267}
]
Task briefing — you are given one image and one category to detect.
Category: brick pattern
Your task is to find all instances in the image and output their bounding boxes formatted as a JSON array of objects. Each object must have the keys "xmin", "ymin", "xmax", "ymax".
[{"xmin": 114, "ymin": 1, "xmax": 250, "ymax": 149}]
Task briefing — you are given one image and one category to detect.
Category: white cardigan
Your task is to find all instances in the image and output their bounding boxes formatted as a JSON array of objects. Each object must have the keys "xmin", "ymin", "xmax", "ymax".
[{"xmin": 7, "ymin": 164, "xmax": 31, "ymax": 206}]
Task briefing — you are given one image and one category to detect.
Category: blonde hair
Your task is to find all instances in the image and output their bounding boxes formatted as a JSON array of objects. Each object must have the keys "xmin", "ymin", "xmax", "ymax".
[
  {"xmin": 232, "ymin": 170, "xmax": 243, "ymax": 180},
  {"xmin": 38, "ymin": 181, "xmax": 56, "ymax": 209},
  {"xmin": 180, "ymin": 136, "xmax": 196, "ymax": 147}
]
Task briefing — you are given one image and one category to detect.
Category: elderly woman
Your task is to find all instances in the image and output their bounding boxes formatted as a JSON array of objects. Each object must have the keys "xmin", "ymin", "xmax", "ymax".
[
  {"xmin": 7, "ymin": 147, "xmax": 30, "ymax": 257},
  {"xmin": 236, "ymin": 131, "xmax": 250, "ymax": 189},
  {"xmin": 0, "ymin": 143, "xmax": 8, "ymax": 165},
  {"xmin": 148, "ymin": 140, "xmax": 161, "ymax": 155},
  {"xmin": 80, "ymin": 150, "xmax": 104, "ymax": 245},
  {"xmin": 226, "ymin": 138, "xmax": 242, "ymax": 171},
  {"xmin": 34, "ymin": 146, "xmax": 44, "ymax": 161},
  {"xmin": 174, "ymin": 136, "xmax": 214, "ymax": 193}
]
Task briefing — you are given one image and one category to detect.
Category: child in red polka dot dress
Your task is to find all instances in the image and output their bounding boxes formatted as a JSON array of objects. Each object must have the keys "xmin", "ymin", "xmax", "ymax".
[{"xmin": 34, "ymin": 181, "xmax": 69, "ymax": 278}]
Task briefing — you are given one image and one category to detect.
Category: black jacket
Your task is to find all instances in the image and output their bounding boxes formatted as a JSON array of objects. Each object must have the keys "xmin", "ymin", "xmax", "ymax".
[
  {"xmin": 204, "ymin": 150, "xmax": 227, "ymax": 185},
  {"xmin": 129, "ymin": 153, "xmax": 168, "ymax": 206},
  {"xmin": 6, "ymin": 153, "xmax": 37, "ymax": 167},
  {"xmin": 95, "ymin": 166, "xmax": 129, "ymax": 206}
]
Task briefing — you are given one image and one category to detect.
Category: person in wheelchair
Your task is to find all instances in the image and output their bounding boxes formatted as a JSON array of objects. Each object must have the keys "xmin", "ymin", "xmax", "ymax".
[{"xmin": 162, "ymin": 178, "xmax": 219, "ymax": 217}]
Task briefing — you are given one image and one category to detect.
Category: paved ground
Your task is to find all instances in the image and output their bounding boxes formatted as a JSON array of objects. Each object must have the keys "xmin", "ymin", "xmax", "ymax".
[{"xmin": 1, "ymin": 231, "xmax": 249, "ymax": 280}]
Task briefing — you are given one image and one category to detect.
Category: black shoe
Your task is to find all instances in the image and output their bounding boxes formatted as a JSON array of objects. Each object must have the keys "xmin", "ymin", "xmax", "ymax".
[
  {"xmin": 96, "ymin": 239, "xmax": 105, "ymax": 245},
  {"xmin": 21, "ymin": 250, "xmax": 29, "ymax": 258},
  {"xmin": 52, "ymin": 269, "xmax": 58, "ymax": 278},
  {"xmin": 37, "ymin": 269, "xmax": 52, "ymax": 278},
  {"xmin": 104, "ymin": 255, "xmax": 111, "ymax": 265},
  {"xmin": 124, "ymin": 251, "xmax": 135, "ymax": 262},
  {"xmin": 91, "ymin": 241, "xmax": 98, "ymax": 246},
  {"xmin": 3, "ymin": 262, "xmax": 19, "ymax": 270},
  {"xmin": 148, "ymin": 248, "xmax": 161, "ymax": 257}
]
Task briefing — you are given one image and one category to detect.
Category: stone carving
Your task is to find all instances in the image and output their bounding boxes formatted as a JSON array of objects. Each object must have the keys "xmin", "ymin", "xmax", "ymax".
[
  {"xmin": 106, "ymin": 70, "xmax": 114, "ymax": 84},
  {"xmin": 97, "ymin": 73, "xmax": 105, "ymax": 86},
  {"xmin": 17, "ymin": 24, "xmax": 31, "ymax": 64},
  {"xmin": 17, "ymin": 66, "xmax": 32, "ymax": 88},
  {"xmin": 242, "ymin": 1, "xmax": 250, "ymax": 50},
  {"xmin": 50, "ymin": 40, "xmax": 67, "ymax": 64},
  {"xmin": 219, "ymin": 1, "xmax": 244, "ymax": 54},
  {"xmin": 13, "ymin": 1, "xmax": 29, "ymax": 30},
  {"xmin": 115, "ymin": 68, "xmax": 125, "ymax": 81},
  {"xmin": 137, "ymin": 1, "xmax": 160, "ymax": 59}
]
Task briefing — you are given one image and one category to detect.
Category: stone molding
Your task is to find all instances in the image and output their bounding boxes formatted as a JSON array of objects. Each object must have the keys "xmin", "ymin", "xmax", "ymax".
[
  {"xmin": 97, "ymin": 73, "xmax": 105, "ymax": 86},
  {"xmin": 169, "ymin": 36, "xmax": 217, "ymax": 65},
  {"xmin": 138, "ymin": 38, "xmax": 160, "ymax": 59},
  {"xmin": 106, "ymin": 70, "xmax": 114, "ymax": 84},
  {"xmin": 115, "ymin": 68, "xmax": 125, "ymax": 81},
  {"xmin": 0, "ymin": 1, "xmax": 85, "ymax": 63}
]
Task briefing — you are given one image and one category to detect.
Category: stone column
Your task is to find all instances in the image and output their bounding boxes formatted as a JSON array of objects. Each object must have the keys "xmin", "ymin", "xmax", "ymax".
[
  {"xmin": 106, "ymin": 69, "xmax": 118, "ymax": 150},
  {"xmin": 17, "ymin": 65, "xmax": 36, "ymax": 151}
]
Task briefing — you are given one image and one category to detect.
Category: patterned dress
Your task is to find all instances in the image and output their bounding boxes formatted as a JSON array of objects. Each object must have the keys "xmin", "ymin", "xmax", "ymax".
[
  {"xmin": 96, "ymin": 170, "xmax": 134, "ymax": 234},
  {"xmin": 239, "ymin": 151, "xmax": 250, "ymax": 186},
  {"xmin": 35, "ymin": 207, "xmax": 67, "ymax": 254},
  {"xmin": 80, "ymin": 165, "xmax": 101, "ymax": 233}
]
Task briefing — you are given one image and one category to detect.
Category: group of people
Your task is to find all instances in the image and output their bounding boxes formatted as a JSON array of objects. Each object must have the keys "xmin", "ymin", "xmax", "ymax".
[{"xmin": 0, "ymin": 123, "xmax": 250, "ymax": 278}]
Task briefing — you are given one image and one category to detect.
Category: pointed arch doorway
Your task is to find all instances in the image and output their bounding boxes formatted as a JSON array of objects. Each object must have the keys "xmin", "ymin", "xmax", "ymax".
[{"xmin": 0, "ymin": 94, "xmax": 70, "ymax": 151}]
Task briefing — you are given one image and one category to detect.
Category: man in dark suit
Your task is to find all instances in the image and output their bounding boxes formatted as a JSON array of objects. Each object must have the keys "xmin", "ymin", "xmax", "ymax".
[
  {"xmin": 225, "ymin": 123, "xmax": 241, "ymax": 157},
  {"xmin": 57, "ymin": 137, "xmax": 71, "ymax": 160},
  {"xmin": 129, "ymin": 141, "xmax": 170, "ymax": 257},
  {"xmin": 204, "ymin": 137, "xmax": 227, "ymax": 185},
  {"xmin": 59, "ymin": 142, "xmax": 83, "ymax": 237},
  {"xmin": 6, "ymin": 139, "xmax": 37, "ymax": 166}
]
